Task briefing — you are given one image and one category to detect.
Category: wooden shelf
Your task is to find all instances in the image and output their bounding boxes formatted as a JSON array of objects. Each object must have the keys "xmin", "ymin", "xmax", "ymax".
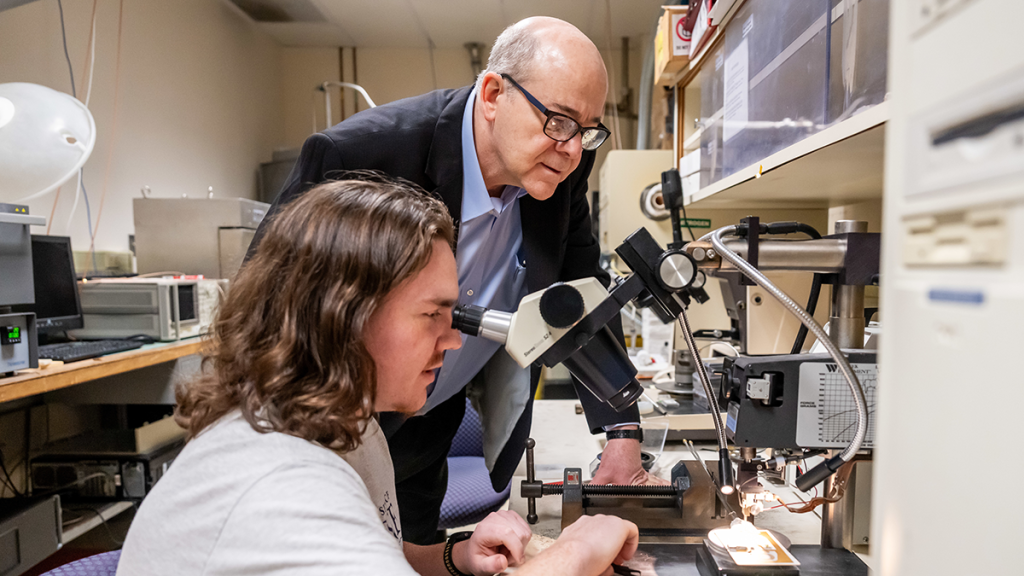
[
  {"xmin": 0, "ymin": 339, "xmax": 204, "ymax": 403},
  {"xmin": 686, "ymin": 102, "xmax": 889, "ymax": 209}
]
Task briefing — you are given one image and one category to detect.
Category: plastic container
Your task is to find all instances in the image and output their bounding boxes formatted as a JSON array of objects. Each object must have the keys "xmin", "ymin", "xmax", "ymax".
[
  {"xmin": 828, "ymin": 0, "xmax": 889, "ymax": 123},
  {"xmin": 697, "ymin": 0, "xmax": 890, "ymax": 188},
  {"xmin": 721, "ymin": 0, "xmax": 829, "ymax": 179},
  {"xmin": 699, "ymin": 43, "xmax": 725, "ymax": 189}
]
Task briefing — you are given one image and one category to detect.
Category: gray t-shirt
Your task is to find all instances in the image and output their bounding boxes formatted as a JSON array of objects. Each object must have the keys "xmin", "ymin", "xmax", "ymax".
[{"xmin": 117, "ymin": 411, "xmax": 415, "ymax": 575}]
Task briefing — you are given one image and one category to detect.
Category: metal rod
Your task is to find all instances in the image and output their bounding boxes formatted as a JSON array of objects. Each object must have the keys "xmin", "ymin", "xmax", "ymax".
[
  {"xmin": 831, "ymin": 285, "xmax": 865, "ymax": 349},
  {"xmin": 322, "ymin": 81, "xmax": 377, "ymax": 128},
  {"xmin": 540, "ymin": 484, "xmax": 680, "ymax": 497},
  {"xmin": 525, "ymin": 438, "xmax": 537, "ymax": 524},
  {"xmin": 688, "ymin": 238, "xmax": 848, "ymax": 272},
  {"xmin": 829, "ymin": 221, "xmax": 868, "ymax": 349}
]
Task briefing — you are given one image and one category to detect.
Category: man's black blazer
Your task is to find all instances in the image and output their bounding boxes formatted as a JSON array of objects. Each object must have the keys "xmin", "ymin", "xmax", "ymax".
[{"xmin": 252, "ymin": 86, "xmax": 640, "ymax": 490}]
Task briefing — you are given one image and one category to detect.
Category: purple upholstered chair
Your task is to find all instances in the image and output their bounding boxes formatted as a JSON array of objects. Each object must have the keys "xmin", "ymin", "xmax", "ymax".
[
  {"xmin": 41, "ymin": 550, "xmax": 121, "ymax": 576},
  {"xmin": 438, "ymin": 399, "xmax": 512, "ymax": 530}
]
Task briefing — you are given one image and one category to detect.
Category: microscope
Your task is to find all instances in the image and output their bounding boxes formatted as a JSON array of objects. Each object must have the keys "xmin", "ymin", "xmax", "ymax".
[{"xmin": 451, "ymin": 169, "xmax": 737, "ymax": 502}]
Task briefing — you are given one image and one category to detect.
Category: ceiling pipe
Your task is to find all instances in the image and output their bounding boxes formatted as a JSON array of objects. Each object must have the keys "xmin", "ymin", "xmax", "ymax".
[
  {"xmin": 617, "ymin": 36, "xmax": 634, "ymax": 118},
  {"xmin": 637, "ymin": 0, "xmax": 684, "ymax": 149},
  {"xmin": 465, "ymin": 42, "xmax": 485, "ymax": 79}
]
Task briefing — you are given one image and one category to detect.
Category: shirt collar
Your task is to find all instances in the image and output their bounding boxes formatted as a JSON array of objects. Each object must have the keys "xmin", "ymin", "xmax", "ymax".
[{"xmin": 461, "ymin": 87, "xmax": 527, "ymax": 223}]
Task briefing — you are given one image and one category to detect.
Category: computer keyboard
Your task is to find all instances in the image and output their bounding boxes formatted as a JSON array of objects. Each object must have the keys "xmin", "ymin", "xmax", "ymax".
[{"xmin": 38, "ymin": 339, "xmax": 145, "ymax": 363}]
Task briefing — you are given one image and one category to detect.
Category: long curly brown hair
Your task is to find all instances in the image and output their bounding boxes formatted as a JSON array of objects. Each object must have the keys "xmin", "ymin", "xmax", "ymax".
[{"xmin": 175, "ymin": 177, "xmax": 455, "ymax": 452}]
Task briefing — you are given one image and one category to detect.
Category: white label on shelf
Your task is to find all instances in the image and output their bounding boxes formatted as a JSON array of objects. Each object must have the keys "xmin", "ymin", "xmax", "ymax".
[
  {"xmin": 723, "ymin": 38, "xmax": 749, "ymax": 143},
  {"xmin": 743, "ymin": 15, "xmax": 754, "ymax": 37}
]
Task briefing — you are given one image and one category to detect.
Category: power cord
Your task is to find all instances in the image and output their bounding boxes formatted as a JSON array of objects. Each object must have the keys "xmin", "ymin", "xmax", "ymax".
[
  {"xmin": 63, "ymin": 504, "xmax": 135, "ymax": 546},
  {"xmin": 0, "ymin": 446, "xmax": 24, "ymax": 497}
]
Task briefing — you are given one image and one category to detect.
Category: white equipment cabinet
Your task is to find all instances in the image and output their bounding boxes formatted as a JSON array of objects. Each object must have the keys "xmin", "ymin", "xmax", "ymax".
[{"xmin": 874, "ymin": 0, "xmax": 1024, "ymax": 574}]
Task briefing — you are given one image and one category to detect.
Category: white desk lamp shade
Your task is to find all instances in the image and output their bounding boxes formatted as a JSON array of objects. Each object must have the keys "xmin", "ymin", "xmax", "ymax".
[{"xmin": 0, "ymin": 82, "xmax": 97, "ymax": 201}]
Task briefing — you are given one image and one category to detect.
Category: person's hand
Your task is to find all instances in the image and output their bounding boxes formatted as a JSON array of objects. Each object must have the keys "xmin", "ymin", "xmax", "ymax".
[
  {"xmin": 590, "ymin": 432, "xmax": 670, "ymax": 486},
  {"xmin": 452, "ymin": 510, "xmax": 533, "ymax": 575},
  {"xmin": 554, "ymin": 515, "xmax": 640, "ymax": 576}
]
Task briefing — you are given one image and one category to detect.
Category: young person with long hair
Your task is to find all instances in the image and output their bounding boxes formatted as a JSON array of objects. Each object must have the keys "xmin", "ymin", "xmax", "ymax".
[{"xmin": 117, "ymin": 178, "xmax": 638, "ymax": 576}]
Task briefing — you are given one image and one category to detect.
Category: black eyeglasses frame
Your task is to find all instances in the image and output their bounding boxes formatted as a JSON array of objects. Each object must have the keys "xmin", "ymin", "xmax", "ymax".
[{"xmin": 500, "ymin": 73, "xmax": 610, "ymax": 151}]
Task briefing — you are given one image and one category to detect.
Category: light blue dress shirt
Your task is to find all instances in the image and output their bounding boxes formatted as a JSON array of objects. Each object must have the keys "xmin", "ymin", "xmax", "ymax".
[{"xmin": 419, "ymin": 88, "xmax": 529, "ymax": 415}]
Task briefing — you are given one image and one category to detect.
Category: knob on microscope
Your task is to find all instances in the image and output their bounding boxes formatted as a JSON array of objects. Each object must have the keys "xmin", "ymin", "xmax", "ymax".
[{"xmin": 538, "ymin": 283, "xmax": 585, "ymax": 328}]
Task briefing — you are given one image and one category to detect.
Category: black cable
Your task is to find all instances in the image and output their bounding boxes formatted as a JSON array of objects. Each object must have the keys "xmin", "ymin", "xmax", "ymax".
[
  {"xmin": 762, "ymin": 222, "xmax": 824, "ymax": 354},
  {"xmin": 66, "ymin": 505, "xmax": 129, "ymax": 546},
  {"xmin": 679, "ymin": 195, "xmax": 697, "ymax": 242},
  {"xmin": 791, "ymin": 275, "xmax": 823, "ymax": 354},
  {"xmin": 0, "ymin": 447, "xmax": 24, "ymax": 497},
  {"xmin": 57, "ymin": 0, "xmax": 76, "ymax": 99}
]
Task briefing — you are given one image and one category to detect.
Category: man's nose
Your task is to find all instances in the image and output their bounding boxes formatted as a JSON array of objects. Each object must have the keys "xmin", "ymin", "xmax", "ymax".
[
  {"xmin": 554, "ymin": 132, "xmax": 584, "ymax": 157},
  {"xmin": 439, "ymin": 325, "xmax": 463, "ymax": 352}
]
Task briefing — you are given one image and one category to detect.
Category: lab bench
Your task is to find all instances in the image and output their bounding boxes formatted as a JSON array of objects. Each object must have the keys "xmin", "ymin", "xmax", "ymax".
[{"xmin": 0, "ymin": 338, "xmax": 202, "ymax": 576}]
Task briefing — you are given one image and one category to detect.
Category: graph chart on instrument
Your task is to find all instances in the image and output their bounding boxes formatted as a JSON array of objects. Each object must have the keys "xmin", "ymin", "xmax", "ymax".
[{"xmin": 796, "ymin": 363, "xmax": 877, "ymax": 449}]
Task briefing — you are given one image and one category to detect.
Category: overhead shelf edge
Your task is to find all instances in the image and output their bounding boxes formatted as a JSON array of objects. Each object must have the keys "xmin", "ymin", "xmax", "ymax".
[{"xmin": 686, "ymin": 101, "xmax": 890, "ymax": 207}]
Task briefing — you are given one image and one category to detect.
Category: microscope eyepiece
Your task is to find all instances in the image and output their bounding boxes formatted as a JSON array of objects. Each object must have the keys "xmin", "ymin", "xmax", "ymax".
[{"xmin": 451, "ymin": 304, "xmax": 484, "ymax": 336}]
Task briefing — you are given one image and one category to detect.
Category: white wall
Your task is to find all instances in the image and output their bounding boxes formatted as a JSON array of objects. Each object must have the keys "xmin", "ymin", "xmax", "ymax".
[
  {"xmin": 356, "ymin": 47, "xmax": 480, "ymax": 108},
  {"xmin": 281, "ymin": 47, "xmax": 339, "ymax": 149},
  {"xmin": 0, "ymin": 0, "xmax": 284, "ymax": 253}
]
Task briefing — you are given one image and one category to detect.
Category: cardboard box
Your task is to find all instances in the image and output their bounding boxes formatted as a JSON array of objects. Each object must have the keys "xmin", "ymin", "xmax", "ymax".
[{"xmin": 655, "ymin": 6, "xmax": 689, "ymax": 86}]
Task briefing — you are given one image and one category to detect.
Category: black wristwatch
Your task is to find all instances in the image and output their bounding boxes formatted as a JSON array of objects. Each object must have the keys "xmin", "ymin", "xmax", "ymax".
[
  {"xmin": 605, "ymin": 428, "xmax": 644, "ymax": 442},
  {"xmin": 443, "ymin": 531, "xmax": 474, "ymax": 576}
]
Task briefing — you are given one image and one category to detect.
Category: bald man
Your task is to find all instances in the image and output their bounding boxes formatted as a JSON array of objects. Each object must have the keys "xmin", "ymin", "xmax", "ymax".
[{"xmin": 254, "ymin": 17, "xmax": 663, "ymax": 545}]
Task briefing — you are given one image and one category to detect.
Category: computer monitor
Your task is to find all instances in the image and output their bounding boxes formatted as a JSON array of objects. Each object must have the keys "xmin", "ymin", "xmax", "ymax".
[{"xmin": 11, "ymin": 235, "xmax": 84, "ymax": 334}]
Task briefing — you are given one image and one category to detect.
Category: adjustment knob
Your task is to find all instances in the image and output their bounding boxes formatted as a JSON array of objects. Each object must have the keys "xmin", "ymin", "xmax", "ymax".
[
  {"xmin": 692, "ymin": 270, "xmax": 707, "ymax": 290},
  {"xmin": 539, "ymin": 283, "xmax": 585, "ymax": 329},
  {"xmin": 656, "ymin": 250, "xmax": 697, "ymax": 292}
]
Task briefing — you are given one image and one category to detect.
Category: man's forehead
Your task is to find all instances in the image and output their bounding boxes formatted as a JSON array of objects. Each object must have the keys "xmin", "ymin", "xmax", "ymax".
[
  {"xmin": 548, "ymin": 101, "xmax": 602, "ymax": 126},
  {"xmin": 530, "ymin": 50, "xmax": 607, "ymax": 125}
]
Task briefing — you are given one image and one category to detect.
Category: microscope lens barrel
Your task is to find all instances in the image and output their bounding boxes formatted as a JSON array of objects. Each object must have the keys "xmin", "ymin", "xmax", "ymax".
[
  {"xmin": 478, "ymin": 309, "xmax": 512, "ymax": 344},
  {"xmin": 562, "ymin": 326, "xmax": 643, "ymax": 412}
]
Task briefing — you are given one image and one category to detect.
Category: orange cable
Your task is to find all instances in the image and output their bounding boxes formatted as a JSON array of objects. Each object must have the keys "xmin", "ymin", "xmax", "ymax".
[
  {"xmin": 52, "ymin": 0, "xmax": 98, "ymax": 233},
  {"xmin": 89, "ymin": 0, "xmax": 124, "ymax": 251},
  {"xmin": 77, "ymin": 0, "xmax": 99, "ymax": 100},
  {"xmin": 46, "ymin": 186, "xmax": 63, "ymax": 235}
]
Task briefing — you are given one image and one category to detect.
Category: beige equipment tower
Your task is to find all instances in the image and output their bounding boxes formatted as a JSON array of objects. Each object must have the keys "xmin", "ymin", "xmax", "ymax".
[{"xmin": 873, "ymin": 0, "xmax": 1024, "ymax": 574}]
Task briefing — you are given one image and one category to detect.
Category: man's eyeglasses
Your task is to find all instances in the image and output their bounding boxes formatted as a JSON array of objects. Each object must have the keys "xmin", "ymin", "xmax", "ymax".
[{"xmin": 501, "ymin": 74, "xmax": 610, "ymax": 151}]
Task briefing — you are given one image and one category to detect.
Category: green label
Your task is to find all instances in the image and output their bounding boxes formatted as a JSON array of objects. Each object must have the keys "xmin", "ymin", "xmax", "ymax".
[
  {"xmin": 7, "ymin": 327, "xmax": 19, "ymax": 338},
  {"xmin": 680, "ymin": 218, "xmax": 711, "ymax": 229}
]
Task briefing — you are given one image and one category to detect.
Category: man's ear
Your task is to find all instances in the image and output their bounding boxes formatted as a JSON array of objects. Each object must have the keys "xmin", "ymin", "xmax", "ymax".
[{"xmin": 477, "ymin": 71, "xmax": 504, "ymax": 122}]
